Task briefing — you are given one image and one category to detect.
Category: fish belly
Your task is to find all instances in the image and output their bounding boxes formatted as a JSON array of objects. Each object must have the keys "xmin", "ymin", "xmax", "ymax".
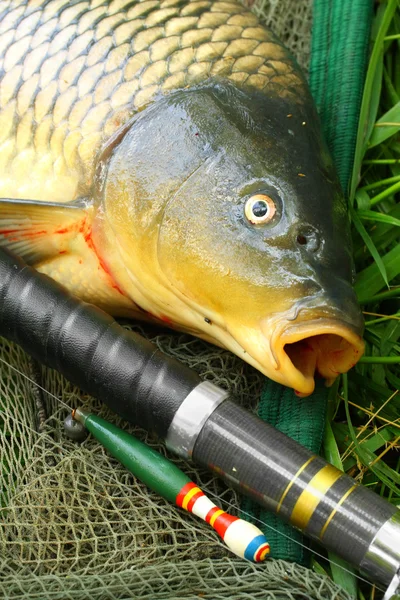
[{"xmin": 0, "ymin": 0, "xmax": 306, "ymax": 202}]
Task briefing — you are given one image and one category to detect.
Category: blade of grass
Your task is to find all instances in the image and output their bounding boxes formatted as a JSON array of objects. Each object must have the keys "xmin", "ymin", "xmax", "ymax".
[
  {"xmin": 359, "ymin": 356, "xmax": 400, "ymax": 363},
  {"xmin": 363, "ymin": 203, "xmax": 400, "ymax": 238},
  {"xmin": 324, "ymin": 421, "xmax": 344, "ymax": 468},
  {"xmin": 368, "ymin": 179, "xmax": 400, "ymax": 205},
  {"xmin": 359, "ymin": 286, "xmax": 400, "ymax": 305},
  {"xmin": 388, "ymin": 458, "xmax": 400, "ymax": 502},
  {"xmin": 364, "ymin": 313, "xmax": 400, "ymax": 326},
  {"xmin": 349, "ymin": 0, "xmax": 398, "ymax": 201},
  {"xmin": 394, "ymin": 15, "xmax": 400, "ymax": 95},
  {"xmin": 357, "ymin": 209, "xmax": 400, "ymax": 226},
  {"xmin": 359, "ymin": 173, "xmax": 400, "ymax": 191},
  {"xmin": 329, "ymin": 556, "xmax": 358, "ymax": 598},
  {"xmin": 380, "ymin": 318, "xmax": 400, "ymax": 354},
  {"xmin": 349, "ymin": 372, "xmax": 397, "ymax": 400},
  {"xmin": 355, "ymin": 243, "xmax": 400, "ymax": 301},
  {"xmin": 350, "ymin": 207, "xmax": 389, "ymax": 287},
  {"xmin": 355, "ymin": 189, "xmax": 371, "ymax": 210},
  {"xmin": 363, "ymin": 158, "xmax": 400, "ymax": 164},
  {"xmin": 384, "ymin": 366, "xmax": 400, "ymax": 395},
  {"xmin": 368, "ymin": 99, "xmax": 400, "ymax": 147},
  {"xmin": 383, "ymin": 64, "xmax": 400, "ymax": 105}
]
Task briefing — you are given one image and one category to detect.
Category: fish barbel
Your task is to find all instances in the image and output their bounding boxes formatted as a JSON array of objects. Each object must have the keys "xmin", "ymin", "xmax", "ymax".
[{"xmin": 0, "ymin": 0, "xmax": 364, "ymax": 395}]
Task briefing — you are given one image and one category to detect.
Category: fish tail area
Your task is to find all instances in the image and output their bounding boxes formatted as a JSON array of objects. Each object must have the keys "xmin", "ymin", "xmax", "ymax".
[{"xmin": 0, "ymin": 198, "xmax": 89, "ymax": 264}]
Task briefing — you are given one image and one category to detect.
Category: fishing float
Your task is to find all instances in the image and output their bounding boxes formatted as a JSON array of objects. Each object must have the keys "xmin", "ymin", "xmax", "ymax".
[
  {"xmin": 63, "ymin": 408, "xmax": 270, "ymax": 563},
  {"xmin": 0, "ymin": 246, "xmax": 399, "ymax": 598}
]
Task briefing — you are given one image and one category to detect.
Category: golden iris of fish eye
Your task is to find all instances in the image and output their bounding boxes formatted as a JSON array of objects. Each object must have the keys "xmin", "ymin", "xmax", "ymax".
[{"xmin": 244, "ymin": 194, "xmax": 276, "ymax": 225}]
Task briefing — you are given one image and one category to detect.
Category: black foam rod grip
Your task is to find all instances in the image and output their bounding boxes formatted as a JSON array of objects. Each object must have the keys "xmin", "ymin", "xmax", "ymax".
[{"xmin": 0, "ymin": 247, "xmax": 200, "ymax": 437}]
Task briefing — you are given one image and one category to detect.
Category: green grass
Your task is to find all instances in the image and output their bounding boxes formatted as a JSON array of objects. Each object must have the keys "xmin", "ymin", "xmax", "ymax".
[{"xmin": 320, "ymin": 1, "xmax": 400, "ymax": 597}]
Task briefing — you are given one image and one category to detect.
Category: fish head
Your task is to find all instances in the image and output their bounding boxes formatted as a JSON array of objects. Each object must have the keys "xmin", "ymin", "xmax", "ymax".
[{"xmin": 100, "ymin": 81, "xmax": 364, "ymax": 395}]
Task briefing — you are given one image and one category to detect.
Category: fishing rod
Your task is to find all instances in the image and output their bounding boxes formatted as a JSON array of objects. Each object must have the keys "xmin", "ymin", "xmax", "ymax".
[
  {"xmin": 1, "ymin": 353, "xmax": 377, "ymax": 588},
  {"xmin": 8, "ymin": 352, "xmax": 395, "ymax": 600},
  {"xmin": 4, "ymin": 358, "xmax": 398, "ymax": 600},
  {"xmin": 0, "ymin": 246, "xmax": 399, "ymax": 598}
]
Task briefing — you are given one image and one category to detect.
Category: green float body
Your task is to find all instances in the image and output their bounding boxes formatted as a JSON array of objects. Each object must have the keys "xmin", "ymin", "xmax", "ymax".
[
  {"xmin": 75, "ymin": 409, "xmax": 188, "ymax": 504},
  {"xmin": 73, "ymin": 408, "xmax": 271, "ymax": 564}
]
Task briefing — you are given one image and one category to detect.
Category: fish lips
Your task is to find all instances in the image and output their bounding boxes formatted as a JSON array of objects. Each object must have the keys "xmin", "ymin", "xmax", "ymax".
[{"xmin": 261, "ymin": 300, "xmax": 365, "ymax": 396}]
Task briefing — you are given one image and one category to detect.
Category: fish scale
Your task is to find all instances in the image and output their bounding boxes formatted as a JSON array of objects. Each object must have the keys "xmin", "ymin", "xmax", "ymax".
[{"xmin": 0, "ymin": 0, "xmax": 305, "ymax": 202}]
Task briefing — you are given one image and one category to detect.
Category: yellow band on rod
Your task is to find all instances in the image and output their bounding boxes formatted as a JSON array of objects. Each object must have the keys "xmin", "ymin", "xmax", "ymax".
[
  {"xmin": 276, "ymin": 455, "xmax": 317, "ymax": 513},
  {"xmin": 319, "ymin": 484, "xmax": 358, "ymax": 540},
  {"xmin": 290, "ymin": 465, "xmax": 342, "ymax": 530}
]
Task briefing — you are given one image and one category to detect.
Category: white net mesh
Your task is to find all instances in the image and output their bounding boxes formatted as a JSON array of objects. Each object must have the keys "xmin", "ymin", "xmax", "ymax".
[{"xmin": 245, "ymin": 0, "xmax": 313, "ymax": 69}]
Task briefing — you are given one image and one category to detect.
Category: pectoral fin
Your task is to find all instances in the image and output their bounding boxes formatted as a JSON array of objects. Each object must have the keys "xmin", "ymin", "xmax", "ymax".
[
  {"xmin": 0, "ymin": 197, "xmax": 137, "ymax": 317},
  {"xmin": 0, "ymin": 197, "xmax": 89, "ymax": 264}
]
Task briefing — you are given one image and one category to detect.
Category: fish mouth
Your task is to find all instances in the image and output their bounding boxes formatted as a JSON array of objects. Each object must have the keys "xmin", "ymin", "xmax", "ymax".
[{"xmin": 269, "ymin": 318, "xmax": 365, "ymax": 396}]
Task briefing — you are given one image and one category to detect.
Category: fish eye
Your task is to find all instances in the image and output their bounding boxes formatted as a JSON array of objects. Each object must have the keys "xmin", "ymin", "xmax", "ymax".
[{"xmin": 244, "ymin": 194, "xmax": 276, "ymax": 225}]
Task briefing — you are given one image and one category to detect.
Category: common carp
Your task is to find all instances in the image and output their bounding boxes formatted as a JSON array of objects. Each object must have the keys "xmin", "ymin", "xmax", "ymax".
[{"xmin": 0, "ymin": 0, "xmax": 364, "ymax": 396}]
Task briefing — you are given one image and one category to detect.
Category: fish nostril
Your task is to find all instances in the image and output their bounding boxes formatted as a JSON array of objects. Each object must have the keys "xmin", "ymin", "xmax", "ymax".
[
  {"xmin": 296, "ymin": 229, "xmax": 320, "ymax": 252},
  {"xmin": 296, "ymin": 234, "xmax": 308, "ymax": 246}
]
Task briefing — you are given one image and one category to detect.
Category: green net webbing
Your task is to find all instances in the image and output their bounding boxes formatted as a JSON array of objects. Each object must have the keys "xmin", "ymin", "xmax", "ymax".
[
  {"xmin": 309, "ymin": 0, "xmax": 374, "ymax": 193},
  {"xmin": 0, "ymin": 1, "xmax": 371, "ymax": 598}
]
